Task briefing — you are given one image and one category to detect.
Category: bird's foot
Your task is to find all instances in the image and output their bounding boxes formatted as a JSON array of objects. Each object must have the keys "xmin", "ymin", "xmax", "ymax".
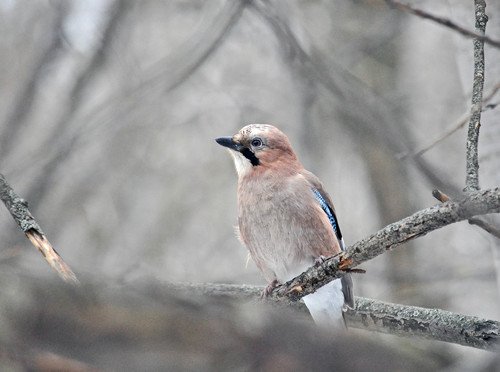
[{"xmin": 261, "ymin": 279, "xmax": 279, "ymax": 298}]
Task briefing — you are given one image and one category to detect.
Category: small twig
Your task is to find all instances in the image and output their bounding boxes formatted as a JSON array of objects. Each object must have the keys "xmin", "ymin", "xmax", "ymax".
[
  {"xmin": 465, "ymin": 0, "xmax": 488, "ymax": 192},
  {"xmin": 432, "ymin": 188, "xmax": 500, "ymax": 240},
  {"xmin": 404, "ymin": 82, "xmax": 500, "ymax": 158},
  {"xmin": 432, "ymin": 189, "xmax": 450, "ymax": 202},
  {"xmin": 385, "ymin": 0, "xmax": 500, "ymax": 50},
  {"xmin": 0, "ymin": 174, "xmax": 78, "ymax": 284},
  {"xmin": 469, "ymin": 217, "xmax": 500, "ymax": 239}
]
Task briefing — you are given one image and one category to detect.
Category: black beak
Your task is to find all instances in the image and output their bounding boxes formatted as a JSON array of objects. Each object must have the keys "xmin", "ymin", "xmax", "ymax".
[
  {"xmin": 215, "ymin": 136, "xmax": 243, "ymax": 152},
  {"xmin": 215, "ymin": 136, "xmax": 260, "ymax": 166}
]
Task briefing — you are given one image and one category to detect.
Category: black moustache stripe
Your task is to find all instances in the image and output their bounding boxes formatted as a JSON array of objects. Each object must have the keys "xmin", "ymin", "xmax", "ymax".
[{"xmin": 241, "ymin": 148, "xmax": 260, "ymax": 166}]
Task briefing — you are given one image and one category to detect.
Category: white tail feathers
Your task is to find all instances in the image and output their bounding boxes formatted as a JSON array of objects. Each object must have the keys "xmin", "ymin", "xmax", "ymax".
[{"xmin": 302, "ymin": 279, "xmax": 346, "ymax": 331}]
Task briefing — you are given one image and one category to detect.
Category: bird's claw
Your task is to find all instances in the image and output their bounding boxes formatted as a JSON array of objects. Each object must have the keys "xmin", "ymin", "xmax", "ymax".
[{"xmin": 261, "ymin": 279, "xmax": 279, "ymax": 298}]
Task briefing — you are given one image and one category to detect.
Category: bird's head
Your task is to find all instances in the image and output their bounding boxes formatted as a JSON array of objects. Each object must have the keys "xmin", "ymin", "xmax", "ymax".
[{"xmin": 215, "ymin": 124, "xmax": 299, "ymax": 177}]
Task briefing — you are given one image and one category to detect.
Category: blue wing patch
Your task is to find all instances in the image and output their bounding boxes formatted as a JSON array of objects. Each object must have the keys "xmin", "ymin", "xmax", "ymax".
[{"xmin": 312, "ymin": 188, "xmax": 343, "ymax": 244}]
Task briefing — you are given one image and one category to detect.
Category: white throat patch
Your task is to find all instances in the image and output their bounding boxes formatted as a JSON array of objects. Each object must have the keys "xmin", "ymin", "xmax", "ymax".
[{"xmin": 229, "ymin": 150, "xmax": 253, "ymax": 178}]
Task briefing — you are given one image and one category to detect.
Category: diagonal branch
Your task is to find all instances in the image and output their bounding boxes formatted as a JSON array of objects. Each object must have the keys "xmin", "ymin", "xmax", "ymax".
[
  {"xmin": 0, "ymin": 3, "xmax": 68, "ymax": 162},
  {"xmin": 465, "ymin": 0, "xmax": 488, "ymax": 192},
  {"xmin": 469, "ymin": 217, "xmax": 500, "ymax": 239},
  {"xmin": 268, "ymin": 188, "xmax": 500, "ymax": 302},
  {"xmin": 385, "ymin": 0, "xmax": 500, "ymax": 50},
  {"xmin": 404, "ymin": 81, "xmax": 500, "ymax": 158},
  {"xmin": 0, "ymin": 174, "xmax": 78, "ymax": 284},
  {"xmin": 166, "ymin": 282, "xmax": 500, "ymax": 351}
]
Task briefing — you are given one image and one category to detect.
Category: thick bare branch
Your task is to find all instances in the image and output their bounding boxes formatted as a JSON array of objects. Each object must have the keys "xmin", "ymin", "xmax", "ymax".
[
  {"xmin": 0, "ymin": 174, "xmax": 78, "ymax": 284},
  {"xmin": 166, "ymin": 282, "xmax": 500, "ymax": 351},
  {"xmin": 385, "ymin": 0, "xmax": 500, "ymax": 50},
  {"xmin": 269, "ymin": 188, "xmax": 500, "ymax": 302},
  {"xmin": 465, "ymin": 0, "xmax": 488, "ymax": 192}
]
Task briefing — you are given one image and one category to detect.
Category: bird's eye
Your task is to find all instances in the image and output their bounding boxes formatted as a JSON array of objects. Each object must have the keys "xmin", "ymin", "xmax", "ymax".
[{"xmin": 251, "ymin": 138, "xmax": 263, "ymax": 147}]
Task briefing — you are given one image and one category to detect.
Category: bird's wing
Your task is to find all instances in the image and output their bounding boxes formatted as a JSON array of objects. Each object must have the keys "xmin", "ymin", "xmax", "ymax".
[
  {"xmin": 301, "ymin": 171, "xmax": 343, "ymax": 246},
  {"xmin": 302, "ymin": 170, "xmax": 354, "ymax": 309},
  {"xmin": 311, "ymin": 188, "xmax": 343, "ymax": 248}
]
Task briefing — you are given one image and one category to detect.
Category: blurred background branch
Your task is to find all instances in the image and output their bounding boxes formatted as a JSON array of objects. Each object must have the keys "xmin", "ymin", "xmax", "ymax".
[
  {"xmin": 403, "ymin": 81, "xmax": 500, "ymax": 158},
  {"xmin": 2, "ymin": 276, "xmax": 454, "ymax": 371},
  {"xmin": 385, "ymin": 0, "xmax": 500, "ymax": 49},
  {"xmin": 167, "ymin": 282, "xmax": 500, "ymax": 351}
]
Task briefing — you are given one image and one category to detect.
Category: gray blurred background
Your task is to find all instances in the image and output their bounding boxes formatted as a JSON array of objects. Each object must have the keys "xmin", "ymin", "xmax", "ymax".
[{"xmin": 0, "ymin": 0, "xmax": 499, "ymax": 370}]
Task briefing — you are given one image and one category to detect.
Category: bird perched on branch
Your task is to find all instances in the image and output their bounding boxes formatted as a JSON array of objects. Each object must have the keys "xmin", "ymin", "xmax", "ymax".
[{"xmin": 216, "ymin": 124, "xmax": 354, "ymax": 329}]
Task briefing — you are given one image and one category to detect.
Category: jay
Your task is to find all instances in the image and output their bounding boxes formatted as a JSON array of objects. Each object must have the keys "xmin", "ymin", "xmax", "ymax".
[{"xmin": 216, "ymin": 124, "xmax": 354, "ymax": 329}]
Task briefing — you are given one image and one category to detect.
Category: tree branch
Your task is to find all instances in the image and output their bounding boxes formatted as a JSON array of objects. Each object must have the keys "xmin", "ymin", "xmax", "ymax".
[
  {"xmin": 0, "ymin": 174, "xmax": 78, "ymax": 284},
  {"xmin": 349, "ymin": 297, "xmax": 499, "ymax": 351},
  {"xmin": 0, "ymin": 3, "xmax": 68, "ymax": 161},
  {"xmin": 384, "ymin": 0, "xmax": 500, "ymax": 50},
  {"xmin": 465, "ymin": 0, "xmax": 488, "ymax": 192},
  {"xmin": 403, "ymin": 81, "xmax": 500, "ymax": 159},
  {"xmin": 433, "ymin": 189, "xmax": 500, "ymax": 239},
  {"xmin": 469, "ymin": 217, "xmax": 500, "ymax": 239},
  {"xmin": 268, "ymin": 188, "xmax": 500, "ymax": 302},
  {"xmin": 165, "ymin": 282, "xmax": 500, "ymax": 351}
]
